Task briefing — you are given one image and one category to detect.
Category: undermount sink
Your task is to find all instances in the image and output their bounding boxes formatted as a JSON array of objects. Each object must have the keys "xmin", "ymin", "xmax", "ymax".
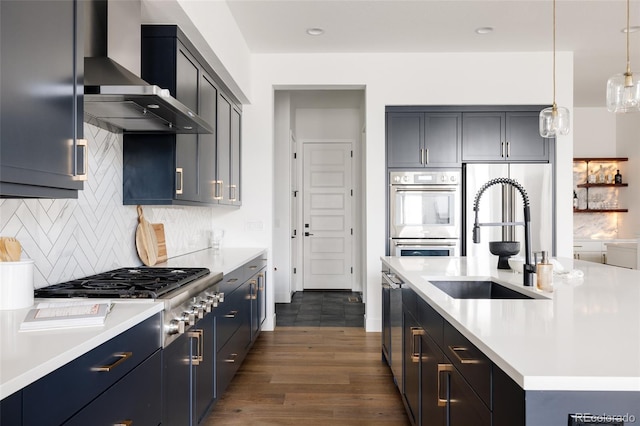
[{"xmin": 429, "ymin": 280, "xmax": 533, "ymax": 300}]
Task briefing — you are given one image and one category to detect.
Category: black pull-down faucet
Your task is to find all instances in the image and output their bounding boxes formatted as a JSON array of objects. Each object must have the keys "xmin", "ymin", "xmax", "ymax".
[{"xmin": 472, "ymin": 177, "xmax": 535, "ymax": 286}]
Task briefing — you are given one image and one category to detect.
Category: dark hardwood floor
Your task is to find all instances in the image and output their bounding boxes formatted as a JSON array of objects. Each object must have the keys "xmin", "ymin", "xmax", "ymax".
[{"xmin": 203, "ymin": 327, "xmax": 410, "ymax": 425}]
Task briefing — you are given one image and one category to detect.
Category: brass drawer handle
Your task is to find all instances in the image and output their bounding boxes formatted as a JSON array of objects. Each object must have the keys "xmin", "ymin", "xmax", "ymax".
[
  {"xmin": 448, "ymin": 345, "xmax": 481, "ymax": 364},
  {"xmin": 175, "ymin": 168, "xmax": 183, "ymax": 195},
  {"xmin": 437, "ymin": 363, "xmax": 453, "ymax": 406},
  {"xmin": 74, "ymin": 139, "xmax": 88, "ymax": 181},
  {"xmin": 92, "ymin": 352, "xmax": 133, "ymax": 372},
  {"xmin": 224, "ymin": 310, "xmax": 238, "ymax": 318},
  {"xmin": 225, "ymin": 353, "xmax": 238, "ymax": 363},
  {"xmin": 227, "ymin": 278, "xmax": 238, "ymax": 283},
  {"xmin": 188, "ymin": 329, "xmax": 204, "ymax": 365},
  {"xmin": 410, "ymin": 327, "xmax": 425, "ymax": 363},
  {"xmin": 249, "ymin": 265, "xmax": 258, "ymax": 270},
  {"xmin": 113, "ymin": 421, "xmax": 133, "ymax": 426}
]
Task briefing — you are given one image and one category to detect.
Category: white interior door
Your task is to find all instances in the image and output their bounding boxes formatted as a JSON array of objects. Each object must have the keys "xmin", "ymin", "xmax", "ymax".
[{"xmin": 302, "ymin": 142, "xmax": 353, "ymax": 290}]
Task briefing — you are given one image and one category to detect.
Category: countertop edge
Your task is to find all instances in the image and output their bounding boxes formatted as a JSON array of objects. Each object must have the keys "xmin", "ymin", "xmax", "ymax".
[{"xmin": 0, "ymin": 302, "xmax": 163, "ymax": 400}]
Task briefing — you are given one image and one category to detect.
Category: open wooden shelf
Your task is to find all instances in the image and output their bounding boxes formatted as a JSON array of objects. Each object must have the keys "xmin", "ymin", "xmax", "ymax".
[
  {"xmin": 574, "ymin": 209, "xmax": 628, "ymax": 213},
  {"xmin": 573, "ymin": 157, "xmax": 628, "ymax": 162},
  {"xmin": 577, "ymin": 183, "xmax": 628, "ymax": 188}
]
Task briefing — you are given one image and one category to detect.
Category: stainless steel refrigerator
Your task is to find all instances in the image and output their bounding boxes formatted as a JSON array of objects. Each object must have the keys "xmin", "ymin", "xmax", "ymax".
[{"xmin": 464, "ymin": 163, "xmax": 555, "ymax": 259}]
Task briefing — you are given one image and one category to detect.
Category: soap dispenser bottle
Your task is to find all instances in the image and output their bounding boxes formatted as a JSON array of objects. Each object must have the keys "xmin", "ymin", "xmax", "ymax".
[{"xmin": 536, "ymin": 251, "xmax": 553, "ymax": 292}]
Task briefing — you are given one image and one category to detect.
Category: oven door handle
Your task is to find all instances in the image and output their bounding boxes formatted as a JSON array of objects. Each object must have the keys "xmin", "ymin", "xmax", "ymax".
[
  {"xmin": 393, "ymin": 241, "xmax": 458, "ymax": 248},
  {"xmin": 392, "ymin": 186, "xmax": 459, "ymax": 192}
]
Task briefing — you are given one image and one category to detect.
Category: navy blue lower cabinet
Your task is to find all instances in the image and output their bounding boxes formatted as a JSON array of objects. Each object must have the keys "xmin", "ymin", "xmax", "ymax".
[
  {"xmin": 64, "ymin": 350, "xmax": 162, "ymax": 426},
  {"xmin": 402, "ymin": 310, "xmax": 420, "ymax": 425},
  {"xmin": 163, "ymin": 313, "xmax": 216, "ymax": 426},
  {"xmin": 23, "ymin": 313, "xmax": 161, "ymax": 426},
  {"xmin": 0, "ymin": 390, "xmax": 22, "ymax": 425},
  {"xmin": 163, "ymin": 332, "xmax": 192, "ymax": 425}
]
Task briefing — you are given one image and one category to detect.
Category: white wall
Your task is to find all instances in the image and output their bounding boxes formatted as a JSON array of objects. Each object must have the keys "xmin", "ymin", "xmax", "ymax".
[
  {"xmin": 616, "ymin": 114, "xmax": 640, "ymax": 239},
  {"xmin": 573, "ymin": 108, "xmax": 617, "ymax": 157},
  {"xmin": 211, "ymin": 51, "xmax": 574, "ymax": 332}
]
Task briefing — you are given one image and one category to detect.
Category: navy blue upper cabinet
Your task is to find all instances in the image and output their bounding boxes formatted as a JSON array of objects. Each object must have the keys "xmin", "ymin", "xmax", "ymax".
[
  {"xmin": 461, "ymin": 111, "xmax": 550, "ymax": 163},
  {"xmin": 387, "ymin": 110, "xmax": 461, "ymax": 168},
  {"xmin": 1, "ymin": 0, "xmax": 86, "ymax": 198},
  {"xmin": 123, "ymin": 25, "xmax": 241, "ymax": 206}
]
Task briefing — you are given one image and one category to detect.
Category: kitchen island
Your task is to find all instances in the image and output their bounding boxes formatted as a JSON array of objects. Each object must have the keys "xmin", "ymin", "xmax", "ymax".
[{"xmin": 382, "ymin": 255, "xmax": 640, "ymax": 425}]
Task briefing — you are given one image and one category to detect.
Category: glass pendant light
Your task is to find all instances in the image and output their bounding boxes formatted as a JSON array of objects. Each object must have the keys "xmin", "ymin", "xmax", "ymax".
[
  {"xmin": 540, "ymin": 0, "xmax": 570, "ymax": 137},
  {"xmin": 607, "ymin": 0, "xmax": 640, "ymax": 113}
]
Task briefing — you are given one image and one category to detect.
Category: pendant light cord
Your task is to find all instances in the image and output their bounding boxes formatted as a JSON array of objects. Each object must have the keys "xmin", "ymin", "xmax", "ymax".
[
  {"xmin": 552, "ymin": 0, "xmax": 557, "ymax": 109},
  {"xmin": 626, "ymin": 0, "xmax": 631, "ymax": 75}
]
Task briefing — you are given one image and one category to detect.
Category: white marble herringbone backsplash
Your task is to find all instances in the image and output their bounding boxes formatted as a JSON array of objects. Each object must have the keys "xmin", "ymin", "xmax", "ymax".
[{"xmin": 0, "ymin": 123, "xmax": 214, "ymax": 289}]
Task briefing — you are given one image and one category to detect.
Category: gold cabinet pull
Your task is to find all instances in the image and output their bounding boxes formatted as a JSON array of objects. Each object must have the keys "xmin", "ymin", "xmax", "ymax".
[
  {"xmin": 410, "ymin": 327, "xmax": 425, "ymax": 363},
  {"xmin": 73, "ymin": 139, "xmax": 88, "ymax": 181},
  {"xmin": 188, "ymin": 329, "xmax": 203, "ymax": 365},
  {"xmin": 448, "ymin": 345, "xmax": 481, "ymax": 364},
  {"xmin": 229, "ymin": 184, "xmax": 237, "ymax": 202},
  {"xmin": 224, "ymin": 353, "xmax": 238, "ymax": 363},
  {"xmin": 437, "ymin": 363, "xmax": 453, "ymax": 407},
  {"xmin": 214, "ymin": 180, "xmax": 223, "ymax": 200},
  {"xmin": 224, "ymin": 310, "xmax": 238, "ymax": 318},
  {"xmin": 113, "ymin": 421, "xmax": 133, "ymax": 426},
  {"xmin": 92, "ymin": 352, "xmax": 133, "ymax": 372},
  {"xmin": 175, "ymin": 168, "xmax": 183, "ymax": 195}
]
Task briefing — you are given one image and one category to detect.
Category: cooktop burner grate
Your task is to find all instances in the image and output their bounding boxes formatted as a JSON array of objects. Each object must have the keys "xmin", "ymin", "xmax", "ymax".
[{"xmin": 35, "ymin": 267, "xmax": 210, "ymax": 299}]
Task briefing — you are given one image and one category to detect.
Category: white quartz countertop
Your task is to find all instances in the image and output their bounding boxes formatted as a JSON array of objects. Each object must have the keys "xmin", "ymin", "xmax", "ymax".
[
  {"xmin": 160, "ymin": 247, "xmax": 266, "ymax": 275},
  {"xmin": 381, "ymin": 256, "xmax": 640, "ymax": 392},
  {"xmin": 0, "ymin": 247, "xmax": 267, "ymax": 400},
  {"xmin": 0, "ymin": 301, "xmax": 163, "ymax": 400}
]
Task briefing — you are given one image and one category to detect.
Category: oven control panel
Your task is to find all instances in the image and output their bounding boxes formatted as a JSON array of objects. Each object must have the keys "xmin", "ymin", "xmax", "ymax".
[{"xmin": 390, "ymin": 170, "xmax": 459, "ymax": 185}]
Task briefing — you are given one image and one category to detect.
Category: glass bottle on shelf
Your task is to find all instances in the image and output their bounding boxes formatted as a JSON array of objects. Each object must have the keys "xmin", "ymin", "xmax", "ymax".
[
  {"xmin": 573, "ymin": 190, "xmax": 578, "ymax": 209},
  {"xmin": 615, "ymin": 169, "xmax": 622, "ymax": 184},
  {"xmin": 597, "ymin": 165, "xmax": 605, "ymax": 183}
]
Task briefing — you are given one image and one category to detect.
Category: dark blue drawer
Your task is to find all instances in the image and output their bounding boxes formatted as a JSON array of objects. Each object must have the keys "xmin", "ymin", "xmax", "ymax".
[
  {"xmin": 63, "ymin": 349, "xmax": 162, "ymax": 426},
  {"xmin": 23, "ymin": 313, "xmax": 162, "ymax": 426}
]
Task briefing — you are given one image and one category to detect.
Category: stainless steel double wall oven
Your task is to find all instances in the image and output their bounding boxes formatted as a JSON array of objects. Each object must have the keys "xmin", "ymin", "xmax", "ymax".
[{"xmin": 389, "ymin": 170, "xmax": 461, "ymax": 256}]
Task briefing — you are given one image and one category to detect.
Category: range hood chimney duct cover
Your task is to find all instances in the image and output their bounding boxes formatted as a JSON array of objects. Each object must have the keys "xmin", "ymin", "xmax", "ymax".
[{"xmin": 83, "ymin": 0, "xmax": 213, "ymax": 134}]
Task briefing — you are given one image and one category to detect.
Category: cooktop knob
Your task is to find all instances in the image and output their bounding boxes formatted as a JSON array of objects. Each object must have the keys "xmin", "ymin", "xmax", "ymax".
[
  {"xmin": 217, "ymin": 292, "xmax": 225, "ymax": 303},
  {"xmin": 181, "ymin": 311, "xmax": 195, "ymax": 326},
  {"xmin": 189, "ymin": 305, "xmax": 204, "ymax": 319},
  {"xmin": 167, "ymin": 319, "xmax": 185, "ymax": 335}
]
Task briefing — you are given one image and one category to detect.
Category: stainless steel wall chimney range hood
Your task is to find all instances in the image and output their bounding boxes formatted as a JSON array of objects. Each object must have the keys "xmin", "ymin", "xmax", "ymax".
[{"xmin": 83, "ymin": 0, "xmax": 213, "ymax": 134}]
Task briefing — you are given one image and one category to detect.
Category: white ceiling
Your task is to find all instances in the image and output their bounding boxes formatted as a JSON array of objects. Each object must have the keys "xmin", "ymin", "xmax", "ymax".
[{"xmin": 225, "ymin": 0, "xmax": 640, "ymax": 107}]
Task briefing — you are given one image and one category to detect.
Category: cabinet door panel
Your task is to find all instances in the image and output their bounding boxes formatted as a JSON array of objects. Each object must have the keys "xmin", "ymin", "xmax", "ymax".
[
  {"xmin": 230, "ymin": 106, "xmax": 242, "ymax": 205},
  {"xmin": 195, "ymin": 315, "xmax": 216, "ymax": 423},
  {"xmin": 505, "ymin": 112, "xmax": 548, "ymax": 161},
  {"xmin": 176, "ymin": 134, "xmax": 199, "ymax": 201},
  {"xmin": 217, "ymin": 94, "xmax": 232, "ymax": 204},
  {"xmin": 420, "ymin": 333, "xmax": 447, "ymax": 426},
  {"xmin": 163, "ymin": 333, "xmax": 192, "ymax": 426},
  {"xmin": 402, "ymin": 311, "xmax": 420, "ymax": 425},
  {"xmin": 461, "ymin": 112, "xmax": 505, "ymax": 162},
  {"xmin": 387, "ymin": 113, "xmax": 424, "ymax": 168},
  {"xmin": 449, "ymin": 367, "xmax": 491, "ymax": 426},
  {"xmin": 0, "ymin": 0, "xmax": 83, "ymax": 196},
  {"xmin": 176, "ymin": 44, "xmax": 199, "ymax": 112},
  {"xmin": 198, "ymin": 73, "xmax": 218, "ymax": 203},
  {"xmin": 424, "ymin": 113, "xmax": 461, "ymax": 166}
]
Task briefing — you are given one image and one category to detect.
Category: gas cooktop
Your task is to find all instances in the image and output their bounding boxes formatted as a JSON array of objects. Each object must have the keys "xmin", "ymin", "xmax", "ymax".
[{"xmin": 34, "ymin": 267, "xmax": 210, "ymax": 299}]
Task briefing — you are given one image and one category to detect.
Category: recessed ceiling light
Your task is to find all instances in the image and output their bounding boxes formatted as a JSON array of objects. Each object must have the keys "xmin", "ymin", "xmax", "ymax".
[
  {"xmin": 306, "ymin": 27, "xmax": 324, "ymax": 36},
  {"xmin": 621, "ymin": 26, "xmax": 640, "ymax": 33},
  {"xmin": 475, "ymin": 27, "xmax": 494, "ymax": 35}
]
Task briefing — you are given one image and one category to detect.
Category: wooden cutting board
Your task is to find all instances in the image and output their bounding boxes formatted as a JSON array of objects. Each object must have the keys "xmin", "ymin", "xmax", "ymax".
[
  {"xmin": 135, "ymin": 205, "xmax": 158, "ymax": 266},
  {"xmin": 152, "ymin": 223, "xmax": 167, "ymax": 264}
]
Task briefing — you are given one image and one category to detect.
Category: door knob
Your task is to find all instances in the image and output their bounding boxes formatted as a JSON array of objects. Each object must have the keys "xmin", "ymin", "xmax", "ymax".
[{"xmin": 304, "ymin": 232, "xmax": 314, "ymax": 236}]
